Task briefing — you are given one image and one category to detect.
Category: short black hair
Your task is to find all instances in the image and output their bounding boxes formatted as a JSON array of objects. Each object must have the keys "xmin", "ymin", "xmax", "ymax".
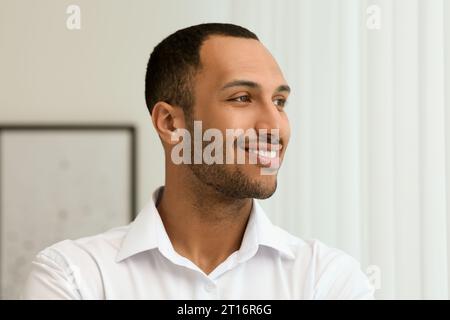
[{"xmin": 144, "ymin": 23, "xmax": 259, "ymax": 115}]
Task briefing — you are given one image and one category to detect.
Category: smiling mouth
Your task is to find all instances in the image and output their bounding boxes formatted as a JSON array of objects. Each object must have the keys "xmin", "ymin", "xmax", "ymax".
[
  {"xmin": 246, "ymin": 148, "xmax": 277, "ymax": 158},
  {"xmin": 237, "ymin": 143, "xmax": 282, "ymax": 168}
]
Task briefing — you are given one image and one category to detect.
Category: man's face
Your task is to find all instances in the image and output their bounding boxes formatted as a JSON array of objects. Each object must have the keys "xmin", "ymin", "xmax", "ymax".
[{"xmin": 186, "ymin": 35, "xmax": 291, "ymax": 199}]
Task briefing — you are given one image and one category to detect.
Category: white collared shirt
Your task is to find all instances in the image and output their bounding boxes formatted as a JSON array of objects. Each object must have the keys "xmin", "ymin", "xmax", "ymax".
[{"xmin": 21, "ymin": 187, "xmax": 374, "ymax": 300}]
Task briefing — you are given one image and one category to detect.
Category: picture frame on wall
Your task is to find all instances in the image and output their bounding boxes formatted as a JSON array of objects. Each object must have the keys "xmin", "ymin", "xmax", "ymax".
[{"xmin": 0, "ymin": 124, "xmax": 137, "ymax": 299}]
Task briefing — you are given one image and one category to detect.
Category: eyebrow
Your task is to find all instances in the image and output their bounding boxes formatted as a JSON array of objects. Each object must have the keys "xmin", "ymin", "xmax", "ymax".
[{"xmin": 220, "ymin": 80, "xmax": 291, "ymax": 94}]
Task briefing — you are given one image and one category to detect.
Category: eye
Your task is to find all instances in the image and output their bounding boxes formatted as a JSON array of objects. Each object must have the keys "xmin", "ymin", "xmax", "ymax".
[
  {"xmin": 228, "ymin": 95, "xmax": 251, "ymax": 103},
  {"xmin": 273, "ymin": 97, "xmax": 287, "ymax": 107}
]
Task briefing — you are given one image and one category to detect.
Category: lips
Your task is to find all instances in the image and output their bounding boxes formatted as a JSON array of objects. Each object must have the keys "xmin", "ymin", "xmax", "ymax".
[
  {"xmin": 247, "ymin": 148, "xmax": 277, "ymax": 158},
  {"xmin": 240, "ymin": 143, "xmax": 282, "ymax": 168}
]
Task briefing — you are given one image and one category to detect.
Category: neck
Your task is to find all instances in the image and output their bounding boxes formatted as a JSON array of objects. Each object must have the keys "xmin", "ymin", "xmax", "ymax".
[{"xmin": 157, "ymin": 165, "xmax": 253, "ymax": 275}]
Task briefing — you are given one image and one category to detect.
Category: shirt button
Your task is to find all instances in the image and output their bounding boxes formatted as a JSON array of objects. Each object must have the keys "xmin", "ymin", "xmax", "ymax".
[{"xmin": 204, "ymin": 282, "xmax": 216, "ymax": 292}]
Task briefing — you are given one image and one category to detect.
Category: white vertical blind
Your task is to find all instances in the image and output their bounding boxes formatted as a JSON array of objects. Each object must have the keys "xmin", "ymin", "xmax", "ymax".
[
  {"xmin": 418, "ymin": 0, "xmax": 448, "ymax": 299},
  {"xmin": 239, "ymin": 0, "xmax": 450, "ymax": 299},
  {"xmin": 392, "ymin": 0, "xmax": 422, "ymax": 299},
  {"xmin": 445, "ymin": 0, "xmax": 450, "ymax": 300},
  {"xmin": 364, "ymin": 0, "xmax": 396, "ymax": 299}
]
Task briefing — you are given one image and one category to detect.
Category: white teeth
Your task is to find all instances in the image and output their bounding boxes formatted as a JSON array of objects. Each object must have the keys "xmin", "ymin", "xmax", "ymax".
[{"xmin": 248, "ymin": 149, "xmax": 276, "ymax": 159}]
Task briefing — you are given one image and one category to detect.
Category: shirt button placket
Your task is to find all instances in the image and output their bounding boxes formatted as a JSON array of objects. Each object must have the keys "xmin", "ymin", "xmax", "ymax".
[{"xmin": 203, "ymin": 281, "xmax": 217, "ymax": 298}]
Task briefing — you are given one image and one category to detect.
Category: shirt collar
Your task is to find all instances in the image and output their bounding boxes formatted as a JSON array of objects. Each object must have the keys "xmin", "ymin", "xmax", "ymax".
[{"xmin": 116, "ymin": 186, "xmax": 295, "ymax": 263}]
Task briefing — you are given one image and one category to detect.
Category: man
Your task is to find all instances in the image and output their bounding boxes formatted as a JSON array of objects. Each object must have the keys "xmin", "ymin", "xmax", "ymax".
[{"xmin": 22, "ymin": 23, "xmax": 374, "ymax": 299}]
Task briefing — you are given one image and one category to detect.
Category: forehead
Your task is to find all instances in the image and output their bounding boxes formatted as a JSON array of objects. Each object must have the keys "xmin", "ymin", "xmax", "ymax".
[{"xmin": 197, "ymin": 36, "xmax": 286, "ymax": 85}]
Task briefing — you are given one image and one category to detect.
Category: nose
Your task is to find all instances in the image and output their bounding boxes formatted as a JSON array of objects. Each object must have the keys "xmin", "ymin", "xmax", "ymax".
[{"xmin": 254, "ymin": 99, "xmax": 281, "ymax": 134}]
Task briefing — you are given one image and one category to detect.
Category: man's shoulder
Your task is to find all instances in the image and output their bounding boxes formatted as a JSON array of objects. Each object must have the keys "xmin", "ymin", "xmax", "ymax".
[
  {"xmin": 38, "ymin": 224, "xmax": 131, "ymax": 265},
  {"xmin": 272, "ymin": 225, "xmax": 362, "ymax": 267},
  {"xmin": 274, "ymin": 227, "xmax": 373, "ymax": 298},
  {"xmin": 22, "ymin": 225, "xmax": 132, "ymax": 299}
]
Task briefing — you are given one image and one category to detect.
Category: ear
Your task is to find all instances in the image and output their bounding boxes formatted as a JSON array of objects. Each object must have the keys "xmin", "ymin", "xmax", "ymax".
[{"xmin": 151, "ymin": 101, "xmax": 186, "ymax": 145}]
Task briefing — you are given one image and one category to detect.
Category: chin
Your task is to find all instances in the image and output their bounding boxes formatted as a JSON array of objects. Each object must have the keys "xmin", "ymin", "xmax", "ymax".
[
  {"xmin": 246, "ymin": 174, "xmax": 278, "ymax": 199},
  {"xmin": 252, "ymin": 184, "xmax": 277, "ymax": 199},
  {"xmin": 189, "ymin": 162, "xmax": 279, "ymax": 200}
]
